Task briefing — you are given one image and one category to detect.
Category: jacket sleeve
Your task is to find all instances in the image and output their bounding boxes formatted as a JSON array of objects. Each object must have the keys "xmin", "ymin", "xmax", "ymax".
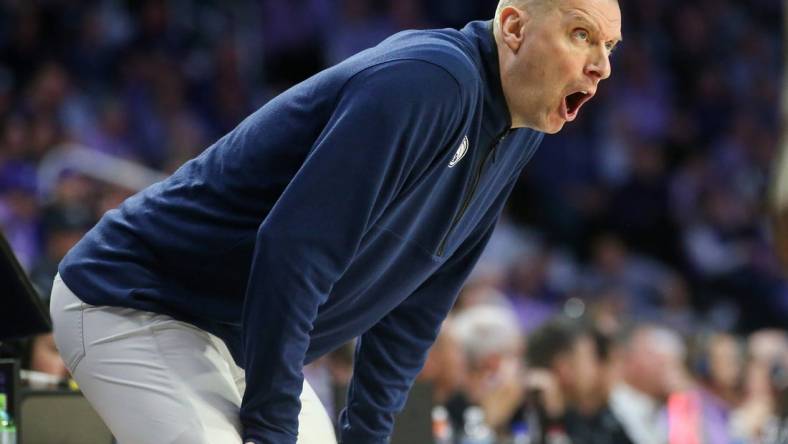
[
  {"xmin": 339, "ymin": 212, "xmax": 500, "ymax": 444},
  {"xmin": 240, "ymin": 60, "xmax": 465, "ymax": 444}
]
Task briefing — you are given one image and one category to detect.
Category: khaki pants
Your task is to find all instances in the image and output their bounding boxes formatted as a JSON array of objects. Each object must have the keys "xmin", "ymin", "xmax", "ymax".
[{"xmin": 50, "ymin": 274, "xmax": 337, "ymax": 444}]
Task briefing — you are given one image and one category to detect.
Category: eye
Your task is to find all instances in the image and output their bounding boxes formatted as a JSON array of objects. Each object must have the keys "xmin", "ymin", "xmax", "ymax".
[
  {"xmin": 605, "ymin": 42, "xmax": 617, "ymax": 54},
  {"xmin": 572, "ymin": 29, "xmax": 590, "ymax": 42}
]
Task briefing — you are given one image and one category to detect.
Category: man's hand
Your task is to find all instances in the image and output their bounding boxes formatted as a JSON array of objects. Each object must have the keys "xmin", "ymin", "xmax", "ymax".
[{"xmin": 525, "ymin": 368, "xmax": 565, "ymax": 419}]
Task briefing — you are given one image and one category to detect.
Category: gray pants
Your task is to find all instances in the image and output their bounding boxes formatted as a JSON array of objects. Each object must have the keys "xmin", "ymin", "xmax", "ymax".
[{"xmin": 50, "ymin": 274, "xmax": 337, "ymax": 444}]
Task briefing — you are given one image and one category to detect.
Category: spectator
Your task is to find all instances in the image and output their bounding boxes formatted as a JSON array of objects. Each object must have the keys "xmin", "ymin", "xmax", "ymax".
[
  {"xmin": 27, "ymin": 333, "xmax": 69, "ymax": 381},
  {"xmin": 610, "ymin": 325, "xmax": 688, "ymax": 444},
  {"xmin": 731, "ymin": 330, "xmax": 788, "ymax": 443},
  {"xmin": 525, "ymin": 317, "xmax": 632, "ymax": 444},
  {"xmin": 691, "ymin": 332, "xmax": 745, "ymax": 409},
  {"xmin": 30, "ymin": 201, "xmax": 94, "ymax": 299},
  {"xmin": 0, "ymin": 334, "xmax": 70, "ymax": 389},
  {"xmin": 447, "ymin": 303, "xmax": 525, "ymax": 438},
  {"xmin": 582, "ymin": 233, "xmax": 672, "ymax": 316}
]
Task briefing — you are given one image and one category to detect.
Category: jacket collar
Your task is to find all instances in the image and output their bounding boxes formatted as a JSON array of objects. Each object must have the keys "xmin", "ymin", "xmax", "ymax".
[{"xmin": 460, "ymin": 20, "xmax": 513, "ymax": 136}]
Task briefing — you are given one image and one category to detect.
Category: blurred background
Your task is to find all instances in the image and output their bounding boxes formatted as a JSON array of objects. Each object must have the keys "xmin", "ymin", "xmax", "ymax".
[{"xmin": 0, "ymin": 0, "xmax": 786, "ymax": 443}]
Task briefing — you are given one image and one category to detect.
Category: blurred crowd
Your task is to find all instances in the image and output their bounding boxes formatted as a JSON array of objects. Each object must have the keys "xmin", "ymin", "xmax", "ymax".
[
  {"xmin": 409, "ymin": 301, "xmax": 788, "ymax": 443},
  {"xmin": 0, "ymin": 0, "xmax": 786, "ymax": 443}
]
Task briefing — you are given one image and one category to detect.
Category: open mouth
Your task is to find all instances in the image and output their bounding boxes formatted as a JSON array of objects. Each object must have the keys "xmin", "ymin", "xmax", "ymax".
[{"xmin": 561, "ymin": 90, "xmax": 593, "ymax": 122}]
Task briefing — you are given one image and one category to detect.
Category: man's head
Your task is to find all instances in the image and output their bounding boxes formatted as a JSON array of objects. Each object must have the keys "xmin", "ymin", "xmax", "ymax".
[
  {"xmin": 494, "ymin": 0, "xmax": 622, "ymax": 133},
  {"xmin": 526, "ymin": 318, "xmax": 609, "ymax": 409},
  {"xmin": 453, "ymin": 304, "xmax": 523, "ymax": 371},
  {"xmin": 620, "ymin": 325, "xmax": 688, "ymax": 401}
]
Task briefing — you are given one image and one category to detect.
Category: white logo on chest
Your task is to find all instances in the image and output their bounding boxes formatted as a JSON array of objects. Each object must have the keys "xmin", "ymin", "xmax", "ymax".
[{"xmin": 448, "ymin": 136, "xmax": 469, "ymax": 168}]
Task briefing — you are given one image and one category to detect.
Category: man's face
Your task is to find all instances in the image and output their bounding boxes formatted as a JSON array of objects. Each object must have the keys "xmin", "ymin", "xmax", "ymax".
[
  {"xmin": 498, "ymin": 0, "xmax": 622, "ymax": 133},
  {"xmin": 559, "ymin": 336, "xmax": 603, "ymax": 402}
]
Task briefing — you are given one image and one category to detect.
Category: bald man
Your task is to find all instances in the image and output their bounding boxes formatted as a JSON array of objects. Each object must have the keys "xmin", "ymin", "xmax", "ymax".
[{"xmin": 50, "ymin": 1, "xmax": 622, "ymax": 443}]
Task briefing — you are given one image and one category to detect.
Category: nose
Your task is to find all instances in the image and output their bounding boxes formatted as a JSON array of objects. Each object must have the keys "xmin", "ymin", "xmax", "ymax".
[{"xmin": 585, "ymin": 47, "xmax": 612, "ymax": 81}]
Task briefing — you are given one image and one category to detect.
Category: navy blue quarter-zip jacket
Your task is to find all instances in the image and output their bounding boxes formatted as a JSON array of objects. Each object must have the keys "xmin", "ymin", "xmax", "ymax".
[{"xmin": 59, "ymin": 21, "xmax": 543, "ymax": 443}]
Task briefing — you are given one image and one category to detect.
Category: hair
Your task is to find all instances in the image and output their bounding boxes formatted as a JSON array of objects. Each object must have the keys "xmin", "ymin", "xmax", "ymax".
[
  {"xmin": 452, "ymin": 304, "xmax": 522, "ymax": 367},
  {"xmin": 526, "ymin": 317, "xmax": 599, "ymax": 369},
  {"xmin": 618, "ymin": 323, "xmax": 687, "ymax": 361}
]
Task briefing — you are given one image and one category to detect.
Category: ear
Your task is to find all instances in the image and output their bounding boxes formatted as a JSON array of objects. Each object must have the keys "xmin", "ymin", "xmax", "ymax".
[{"xmin": 498, "ymin": 6, "xmax": 529, "ymax": 52}]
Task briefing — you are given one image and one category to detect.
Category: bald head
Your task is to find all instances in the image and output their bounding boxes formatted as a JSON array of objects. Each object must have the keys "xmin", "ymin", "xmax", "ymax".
[
  {"xmin": 495, "ymin": 0, "xmax": 618, "ymax": 21},
  {"xmin": 496, "ymin": 0, "xmax": 555, "ymax": 18}
]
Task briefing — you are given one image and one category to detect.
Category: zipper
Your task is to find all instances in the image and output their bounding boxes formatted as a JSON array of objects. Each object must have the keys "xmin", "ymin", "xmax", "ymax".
[{"xmin": 436, "ymin": 129, "xmax": 510, "ymax": 257}]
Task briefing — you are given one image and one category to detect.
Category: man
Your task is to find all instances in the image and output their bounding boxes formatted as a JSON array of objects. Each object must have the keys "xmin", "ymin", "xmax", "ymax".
[
  {"xmin": 50, "ymin": 0, "xmax": 622, "ymax": 443},
  {"xmin": 446, "ymin": 303, "xmax": 525, "ymax": 437},
  {"xmin": 524, "ymin": 317, "xmax": 633, "ymax": 444},
  {"xmin": 609, "ymin": 325, "xmax": 689, "ymax": 444}
]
